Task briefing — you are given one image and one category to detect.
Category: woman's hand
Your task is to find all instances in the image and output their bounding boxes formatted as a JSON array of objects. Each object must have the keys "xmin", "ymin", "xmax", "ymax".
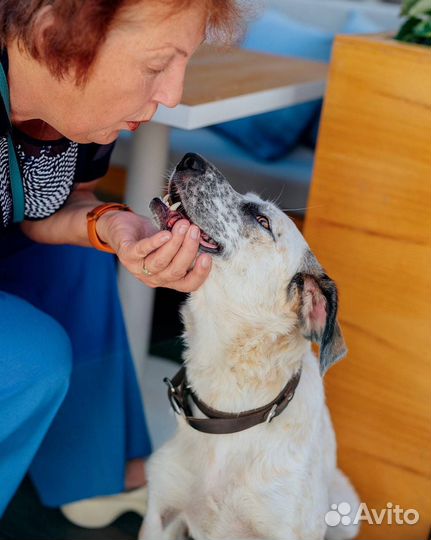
[
  {"xmin": 21, "ymin": 187, "xmax": 212, "ymax": 293},
  {"xmin": 96, "ymin": 208, "xmax": 212, "ymax": 292}
]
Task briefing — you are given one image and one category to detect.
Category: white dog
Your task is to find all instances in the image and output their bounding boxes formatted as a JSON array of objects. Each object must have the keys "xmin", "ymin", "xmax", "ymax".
[{"xmin": 140, "ymin": 153, "xmax": 360, "ymax": 540}]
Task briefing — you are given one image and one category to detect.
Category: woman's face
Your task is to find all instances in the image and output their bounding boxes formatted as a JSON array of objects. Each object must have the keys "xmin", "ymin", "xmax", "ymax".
[{"xmin": 46, "ymin": 1, "xmax": 206, "ymax": 144}]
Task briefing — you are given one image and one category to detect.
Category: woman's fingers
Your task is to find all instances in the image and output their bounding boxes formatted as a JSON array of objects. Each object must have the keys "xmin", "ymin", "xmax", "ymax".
[
  {"xmin": 164, "ymin": 225, "xmax": 201, "ymax": 280},
  {"xmin": 146, "ymin": 221, "xmax": 203, "ymax": 279},
  {"xmin": 139, "ymin": 219, "xmax": 192, "ymax": 274},
  {"xmin": 130, "ymin": 229, "xmax": 172, "ymax": 260},
  {"xmin": 167, "ymin": 253, "xmax": 212, "ymax": 292},
  {"xmin": 114, "ymin": 215, "xmax": 212, "ymax": 292}
]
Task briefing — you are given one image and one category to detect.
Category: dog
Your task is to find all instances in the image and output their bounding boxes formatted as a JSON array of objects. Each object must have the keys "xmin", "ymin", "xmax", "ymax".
[{"xmin": 140, "ymin": 153, "xmax": 360, "ymax": 540}]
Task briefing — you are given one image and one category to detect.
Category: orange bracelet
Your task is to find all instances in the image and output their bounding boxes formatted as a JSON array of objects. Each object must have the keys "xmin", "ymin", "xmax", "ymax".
[{"xmin": 87, "ymin": 203, "xmax": 131, "ymax": 253}]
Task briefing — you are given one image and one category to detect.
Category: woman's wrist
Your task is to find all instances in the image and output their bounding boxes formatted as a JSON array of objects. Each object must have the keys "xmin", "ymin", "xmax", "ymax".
[
  {"xmin": 86, "ymin": 203, "xmax": 131, "ymax": 253},
  {"xmin": 94, "ymin": 206, "xmax": 153, "ymax": 253},
  {"xmin": 94, "ymin": 209, "xmax": 126, "ymax": 251}
]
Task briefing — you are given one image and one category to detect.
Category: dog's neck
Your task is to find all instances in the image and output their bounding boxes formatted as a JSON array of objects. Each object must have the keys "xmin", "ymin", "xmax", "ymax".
[{"xmin": 181, "ymin": 290, "xmax": 308, "ymax": 413}]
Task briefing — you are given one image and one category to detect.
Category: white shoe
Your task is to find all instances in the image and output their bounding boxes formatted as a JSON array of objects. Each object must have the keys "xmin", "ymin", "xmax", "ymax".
[{"xmin": 60, "ymin": 485, "xmax": 148, "ymax": 528}]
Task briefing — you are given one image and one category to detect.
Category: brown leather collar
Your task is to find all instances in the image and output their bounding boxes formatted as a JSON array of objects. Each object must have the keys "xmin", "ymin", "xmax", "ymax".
[{"xmin": 163, "ymin": 366, "xmax": 302, "ymax": 435}]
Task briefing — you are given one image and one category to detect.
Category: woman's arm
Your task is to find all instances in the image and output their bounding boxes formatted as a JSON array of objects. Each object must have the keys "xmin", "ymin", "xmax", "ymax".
[
  {"xmin": 21, "ymin": 188, "xmax": 103, "ymax": 246},
  {"xmin": 20, "ymin": 183, "xmax": 212, "ymax": 292}
]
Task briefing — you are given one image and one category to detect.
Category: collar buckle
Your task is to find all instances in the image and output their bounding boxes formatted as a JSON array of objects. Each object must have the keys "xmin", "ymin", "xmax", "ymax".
[
  {"xmin": 265, "ymin": 403, "xmax": 278, "ymax": 423},
  {"xmin": 164, "ymin": 377, "xmax": 184, "ymax": 416}
]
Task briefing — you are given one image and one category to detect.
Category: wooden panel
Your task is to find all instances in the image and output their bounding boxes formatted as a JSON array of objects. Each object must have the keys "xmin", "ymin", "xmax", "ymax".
[
  {"xmin": 304, "ymin": 35, "xmax": 431, "ymax": 540},
  {"xmin": 182, "ymin": 46, "xmax": 328, "ymax": 105}
]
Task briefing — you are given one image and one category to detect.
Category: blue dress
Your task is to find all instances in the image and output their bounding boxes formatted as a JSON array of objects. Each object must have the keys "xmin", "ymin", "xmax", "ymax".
[{"xmin": 0, "ymin": 229, "xmax": 152, "ymax": 509}]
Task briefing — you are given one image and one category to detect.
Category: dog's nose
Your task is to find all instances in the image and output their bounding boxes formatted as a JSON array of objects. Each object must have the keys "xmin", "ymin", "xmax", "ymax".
[{"xmin": 176, "ymin": 153, "xmax": 206, "ymax": 174}]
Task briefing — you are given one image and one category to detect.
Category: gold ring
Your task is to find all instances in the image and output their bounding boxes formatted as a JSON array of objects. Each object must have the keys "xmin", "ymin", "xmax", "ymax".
[{"xmin": 142, "ymin": 259, "xmax": 152, "ymax": 277}]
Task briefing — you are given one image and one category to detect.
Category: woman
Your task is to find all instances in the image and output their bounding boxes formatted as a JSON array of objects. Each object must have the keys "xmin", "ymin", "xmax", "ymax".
[{"xmin": 0, "ymin": 0, "xmax": 243, "ymax": 521}]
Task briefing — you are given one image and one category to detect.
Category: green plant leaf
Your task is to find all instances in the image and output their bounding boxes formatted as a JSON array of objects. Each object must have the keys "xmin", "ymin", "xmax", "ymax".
[
  {"xmin": 413, "ymin": 18, "xmax": 431, "ymax": 36},
  {"xmin": 395, "ymin": 16, "xmax": 421, "ymax": 39},
  {"xmin": 398, "ymin": 0, "xmax": 431, "ymax": 44},
  {"xmin": 409, "ymin": 0, "xmax": 431, "ymax": 17},
  {"xmin": 401, "ymin": 0, "xmax": 421, "ymax": 16}
]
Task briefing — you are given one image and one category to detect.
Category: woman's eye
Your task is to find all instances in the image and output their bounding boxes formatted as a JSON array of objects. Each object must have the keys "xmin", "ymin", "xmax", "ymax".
[
  {"xmin": 256, "ymin": 215, "xmax": 271, "ymax": 231},
  {"xmin": 146, "ymin": 66, "xmax": 165, "ymax": 76}
]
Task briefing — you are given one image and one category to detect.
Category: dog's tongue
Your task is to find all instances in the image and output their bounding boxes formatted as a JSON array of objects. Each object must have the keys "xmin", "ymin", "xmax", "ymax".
[
  {"xmin": 167, "ymin": 210, "xmax": 182, "ymax": 230},
  {"xmin": 199, "ymin": 231, "xmax": 219, "ymax": 249},
  {"xmin": 153, "ymin": 199, "xmax": 218, "ymax": 250},
  {"xmin": 168, "ymin": 211, "xmax": 217, "ymax": 248}
]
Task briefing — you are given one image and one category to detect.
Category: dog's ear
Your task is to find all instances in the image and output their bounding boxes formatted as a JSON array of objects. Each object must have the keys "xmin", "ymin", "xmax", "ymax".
[{"xmin": 288, "ymin": 272, "xmax": 347, "ymax": 376}]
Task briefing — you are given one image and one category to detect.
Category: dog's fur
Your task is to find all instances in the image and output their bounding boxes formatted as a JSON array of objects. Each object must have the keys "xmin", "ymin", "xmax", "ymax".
[{"xmin": 140, "ymin": 155, "xmax": 360, "ymax": 540}]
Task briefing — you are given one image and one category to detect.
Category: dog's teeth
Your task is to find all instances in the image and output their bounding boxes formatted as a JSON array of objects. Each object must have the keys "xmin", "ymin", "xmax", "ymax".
[
  {"xmin": 162, "ymin": 194, "xmax": 170, "ymax": 205},
  {"xmin": 170, "ymin": 202, "xmax": 181, "ymax": 211}
]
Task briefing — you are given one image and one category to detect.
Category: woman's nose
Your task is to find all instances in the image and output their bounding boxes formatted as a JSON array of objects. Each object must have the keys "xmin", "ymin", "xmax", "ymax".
[{"xmin": 152, "ymin": 67, "xmax": 185, "ymax": 109}]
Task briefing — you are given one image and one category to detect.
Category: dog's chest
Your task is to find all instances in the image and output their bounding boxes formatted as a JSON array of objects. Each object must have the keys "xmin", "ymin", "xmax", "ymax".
[
  {"xmin": 178, "ymin": 418, "xmax": 331, "ymax": 539},
  {"xmin": 161, "ymin": 356, "xmax": 335, "ymax": 538}
]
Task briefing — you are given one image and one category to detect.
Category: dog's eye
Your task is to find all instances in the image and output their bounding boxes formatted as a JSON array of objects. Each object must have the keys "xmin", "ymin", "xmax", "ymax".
[{"xmin": 256, "ymin": 215, "xmax": 271, "ymax": 231}]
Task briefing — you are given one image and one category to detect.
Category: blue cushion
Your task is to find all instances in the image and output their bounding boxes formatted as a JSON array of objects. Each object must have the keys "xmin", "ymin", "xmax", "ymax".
[
  {"xmin": 211, "ymin": 10, "xmax": 335, "ymax": 161},
  {"xmin": 212, "ymin": 100, "xmax": 322, "ymax": 161},
  {"xmin": 242, "ymin": 9, "xmax": 334, "ymax": 62}
]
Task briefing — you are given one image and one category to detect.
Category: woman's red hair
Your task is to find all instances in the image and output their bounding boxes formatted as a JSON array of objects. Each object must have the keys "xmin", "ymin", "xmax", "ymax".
[{"xmin": 0, "ymin": 0, "xmax": 246, "ymax": 84}]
